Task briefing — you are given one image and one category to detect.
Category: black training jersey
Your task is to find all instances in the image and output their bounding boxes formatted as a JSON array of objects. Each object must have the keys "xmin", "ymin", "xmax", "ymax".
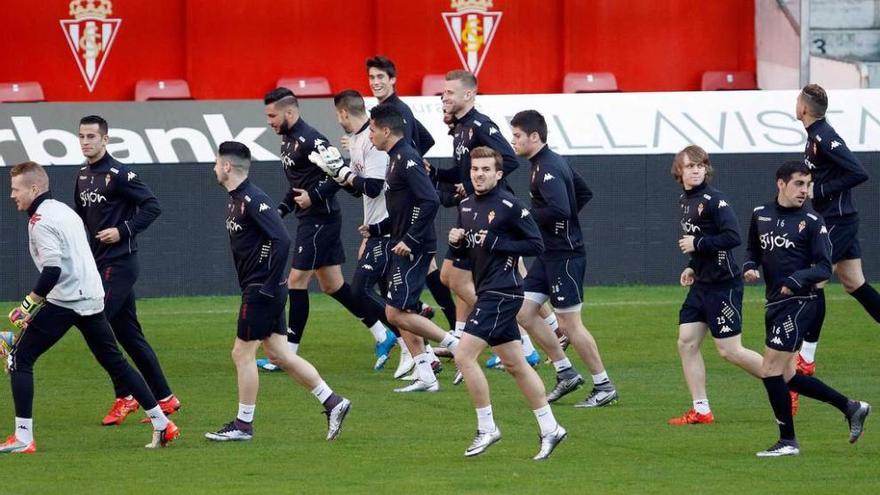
[
  {"xmin": 679, "ymin": 182, "xmax": 742, "ymax": 286},
  {"xmin": 437, "ymin": 107, "xmax": 519, "ymax": 195},
  {"xmin": 278, "ymin": 118, "xmax": 341, "ymax": 222},
  {"xmin": 527, "ymin": 145, "xmax": 586, "ymax": 259},
  {"xmin": 804, "ymin": 119, "xmax": 868, "ymax": 220},
  {"xmin": 450, "ymin": 187, "xmax": 543, "ymax": 295},
  {"xmin": 382, "ymin": 93, "xmax": 435, "ymax": 156},
  {"xmin": 744, "ymin": 201, "xmax": 832, "ymax": 303},
  {"xmin": 226, "ymin": 179, "xmax": 291, "ymax": 296},
  {"xmin": 371, "ymin": 139, "xmax": 439, "ymax": 254},
  {"xmin": 74, "ymin": 152, "xmax": 161, "ymax": 265}
]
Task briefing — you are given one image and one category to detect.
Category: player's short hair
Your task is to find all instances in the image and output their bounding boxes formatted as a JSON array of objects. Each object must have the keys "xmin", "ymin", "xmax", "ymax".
[
  {"xmin": 776, "ymin": 161, "xmax": 811, "ymax": 183},
  {"xmin": 218, "ymin": 141, "xmax": 251, "ymax": 172},
  {"xmin": 79, "ymin": 115, "xmax": 108, "ymax": 135},
  {"xmin": 470, "ymin": 146, "xmax": 502, "ymax": 171},
  {"xmin": 366, "ymin": 55, "xmax": 397, "ymax": 78},
  {"xmin": 510, "ymin": 110, "xmax": 548, "ymax": 143},
  {"xmin": 671, "ymin": 145, "xmax": 713, "ymax": 184},
  {"xmin": 334, "ymin": 89, "xmax": 366, "ymax": 116},
  {"xmin": 800, "ymin": 84, "xmax": 828, "ymax": 117},
  {"xmin": 10, "ymin": 161, "xmax": 50, "ymax": 189},
  {"xmin": 369, "ymin": 103, "xmax": 405, "ymax": 137},
  {"xmin": 264, "ymin": 87, "xmax": 298, "ymax": 108},
  {"xmin": 445, "ymin": 69, "xmax": 477, "ymax": 90}
]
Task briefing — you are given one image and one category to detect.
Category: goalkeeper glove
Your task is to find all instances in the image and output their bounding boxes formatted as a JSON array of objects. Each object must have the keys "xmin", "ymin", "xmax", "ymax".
[
  {"xmin": 0, "ymin": 331, "xmax": 15, "ymax": 374},
  {"xmin": 8, "ymin": 295, "xmax": 43, "ymax": 330},
  {"xmin": 308, "ymin": 145, "xmax": 353, "ymax": 184}
]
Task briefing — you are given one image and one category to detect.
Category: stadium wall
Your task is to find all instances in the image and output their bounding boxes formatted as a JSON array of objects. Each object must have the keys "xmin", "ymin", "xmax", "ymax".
[
  {"xmin": 0, "ymin": 92, "xmax": 878, "ymax": 299},
  {"xmin": 5, "ymin": 0, "xmax": 755, "ymax": 100}
]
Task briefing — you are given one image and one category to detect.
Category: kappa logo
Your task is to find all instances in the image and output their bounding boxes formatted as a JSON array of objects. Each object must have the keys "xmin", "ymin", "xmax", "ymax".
[
  {"xmin": 314, "ymin": 138, "xmax": 325, "ymax": 147},
  {"xmin": 520, "ymin": 208, "xmax": 530, "ymax": 218},
  {"xmin": 29, "ymin": 213, "xmax": 42, "ymax": 225},
  {"xmin": 406, "ymin": 160, "xmax": 417, "ymax": 169},
  {"xmin": 720, "ymin": 325, "xmax": 733, "ymax": 334},
  {"xmin": 770, "ymin": 336, "xmax": 784, "ymax": 346},
  {"xmin": 441, "ymin": 0, "xmax": 502, "ymax": 76},
  {"xmin": 718, "ymin": 200, "xmax": 728, "ymax": 208},
  {"xmin": 60, "ymin": 0, "xmax": 122, "ymax": 92},
  {"xmin": 127, "ymin": 171, "xmax": 136, "ymax": 181},
  {"xmin": 543, "ymin": 173, "xmax": 555, "ymax": 182},
  {"xmin": 820, "ymin": 225, "xmax": 828, "ymax": 234},
  {"xmin": 362, "ymin": 264, "xmax": 374, "ymax": 271},
  {"xmin": 259, "ymin": 203, "xmax": 270, "ymax": 212},
  {"xmin": 831, "ymin": 140, "xmax": 841, "ymax": 150},
  {"xmin": 488, "ymin": 127, "xmax": 499, "ymax": 135}
]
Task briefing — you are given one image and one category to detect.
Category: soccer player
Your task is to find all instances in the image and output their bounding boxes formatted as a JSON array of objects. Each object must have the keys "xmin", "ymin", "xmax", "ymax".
[
  {"xmin": 449, "ymin": 146, "xmax": 567, "ymax": 460},
  {"xmin": 3, "ymin": 161, "xmax": 178, "ymax": 453},
  {"xmin": 361, "ymin": 103, "xmax": 460, "ymax": 392},
  {"xmin": 743, "ymin": 161, "xmax": 870, "ymax": 457},
  {"xmin": 366, "ymin": 55, "xmax": 435, "ymax": 156},
  {"xmin": 509, "ymin": 110, "xmax": 619, "ymax": 407},
  {"xmin": 310, "ymin": 89, "xmax": 402, "ymax": 370},
  {"xmin": 75, "ymin": 115, "xmax": 179, "ymax": 426},
  {"xmin": 205, "ymin": 142, "xmax": 351, "ymax": 442},
  {"xmin": 438, "ymin": 70, "xmax": 546, "ymax": 364},
  {"xmin": 795, "ymin": 84, "xmax": 877, "ymax": 377},
  {"xmin": 367, "ymin": 55, "xmax": 459, "ymax": 345},
  {"xmin": 264, "ymin": 87, "xmax": 389, "ymax": 364},
  {"xmin": 668, "ymin": 145, "xmax": 763, "ymax": 425}
]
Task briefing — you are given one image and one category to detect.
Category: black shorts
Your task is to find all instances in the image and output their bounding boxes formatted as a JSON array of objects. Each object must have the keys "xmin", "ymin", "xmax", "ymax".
[
  {"xmin": 464, "ymin": 292, "xmax": 523, "ymax": 347},
  {"xmin": 385, "ymin": 252, "xmax": 432, "ymax": 312},
  {"xmin": 237, "ymin": 285, "xmax": 287, "ymax": 341},
  {"xmin": 523, "ymin": 256, "xmax": 585, "ymax": 311},
  {"xmin": 291, "ymin": 220, "xmax": 346, "ymax": 271},
  {"xmin": 679, "ymin": 283, "xmax": 744, "ymax": 338},
  {"xmin": 827, "ymin": 216, "xmax": 861, "ymax": 263},
  {"xmin": 764, "ymin": 296, "xmax": 818, "ymax": 352},
  {"xmin": 356, "ymin": 237, "xmax": 392, "ymax": 285},
  {"xmin": 444, "ymin": 244, "xmax": 473, "ymax": 271}
]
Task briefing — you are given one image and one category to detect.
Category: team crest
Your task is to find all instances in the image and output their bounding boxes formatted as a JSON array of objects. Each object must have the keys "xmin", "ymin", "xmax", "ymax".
[
  {"xmin": 240, "ymin": 202, "xmax": 246, "ymax": 215},
  {"xmin": 697, "ymin": 203, "xmax": 704, "ymax": 216},
  {"xmin": 442, "ymin": 0, "xmax": 502, "ymax": 76},
  {"xmin": 798, "ymin": 220, "xmax": 806, "ymax": 233},
  {"xmin": 488, "ymin": 210, "xmax": 495, "ymax": 223},
  {"xmin": 60, "ymin": 1, "xmax": 122, "ymax": 92},
  {"xmin": 104, "ymin": 173, "xmax": 111, "ymax": 186}
]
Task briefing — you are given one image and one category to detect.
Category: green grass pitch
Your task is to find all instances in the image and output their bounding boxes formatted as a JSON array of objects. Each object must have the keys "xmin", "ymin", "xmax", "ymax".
[{"xmin": 0, "ymin": 285, "xmax": 877, "ymax": 494}]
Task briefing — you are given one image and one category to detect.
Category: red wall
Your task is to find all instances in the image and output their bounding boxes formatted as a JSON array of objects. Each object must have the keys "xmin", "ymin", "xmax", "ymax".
[{"xmin": 1, "ymin": 0, "xmax": 755, "ymax": 101}]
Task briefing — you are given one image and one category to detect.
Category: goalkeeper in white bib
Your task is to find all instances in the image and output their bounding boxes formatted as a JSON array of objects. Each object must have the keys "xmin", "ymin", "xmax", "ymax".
[{"xmin": 2, "ymin": 161, "xmax": 178, "ymax": 453}]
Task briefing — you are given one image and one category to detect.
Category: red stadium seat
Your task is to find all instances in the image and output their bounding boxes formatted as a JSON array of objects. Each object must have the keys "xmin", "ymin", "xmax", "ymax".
[
  {"xmin": 700, "ymin": 71, "xmax": 757, "ymax": 91},
  {"xmin": 276, "ymin": 77, "xmax": 332, "ymax": 97},
  {"xmin": 135, "ymin": 79, "xmax": 192, "ymax": 101},
  {"xmin": 563, "ymin": 72, "xmax": 618, "ymax": 93},
  {"xmin": 421, "ymin": 74, "xmax": 446, "ymax": 96},
  {"xmin": 0, "ymin": 81, "xmax": 44, "ymax": 102}
]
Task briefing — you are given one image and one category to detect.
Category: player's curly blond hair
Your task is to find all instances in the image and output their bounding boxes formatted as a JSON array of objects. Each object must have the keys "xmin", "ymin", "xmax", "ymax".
[{"xmin": 671, "ymin": 145, "xmax": 713, "ymax": 185}]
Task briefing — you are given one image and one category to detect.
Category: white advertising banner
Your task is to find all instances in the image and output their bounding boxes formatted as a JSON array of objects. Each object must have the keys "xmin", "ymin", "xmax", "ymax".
[
  {"xmin": 1, "ymin": 89, "xmax": 879, "ymax": 166},
  {"xmin": 407, "ymin": 89, "xmax": 880, "ymax": 157}
]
